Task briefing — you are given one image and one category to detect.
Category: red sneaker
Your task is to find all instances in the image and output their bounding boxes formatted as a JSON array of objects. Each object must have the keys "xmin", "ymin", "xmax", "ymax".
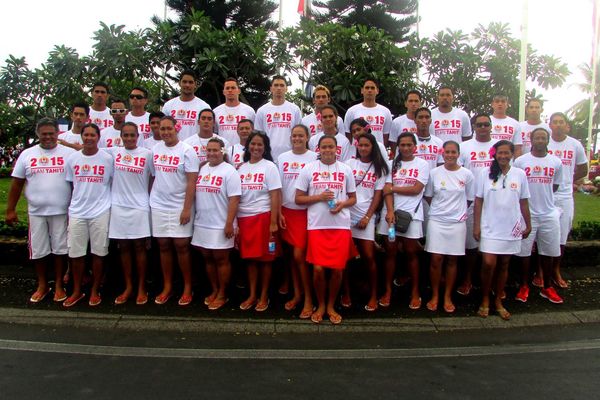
[
  {"xmin": 532, "ymin": 275, "xmax": 543, "ymax": 288},
  {"xmin": 540, "ymin": 287, "xmax": 564, "ymax": 304},
  {"xmin": 515, "ymin": 286, "xmax": 529, "ymax": 303}
]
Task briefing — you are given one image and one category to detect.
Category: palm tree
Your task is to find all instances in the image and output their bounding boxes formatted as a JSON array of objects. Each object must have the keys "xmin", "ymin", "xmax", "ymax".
[{"xmin": 568, "ymin": 62, "xmax": 600, "ymax": 154}]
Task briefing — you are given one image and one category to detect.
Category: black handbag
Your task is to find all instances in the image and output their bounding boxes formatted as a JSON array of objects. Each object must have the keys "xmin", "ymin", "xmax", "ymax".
[{"xmin": 394, "ymin": 202, "xmax": 420, "ymax": 233}]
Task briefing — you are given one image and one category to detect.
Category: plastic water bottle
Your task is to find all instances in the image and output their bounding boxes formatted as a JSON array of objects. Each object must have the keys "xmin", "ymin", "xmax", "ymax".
[
  {"xmin": 325, "ymin": 188, "xmax": 336, "ymax": 209},
  {"xmin": 268, "ymin": 234, "xmax": 276, "ymax": 254},
  {"xmin": 351, "ymin": 216, "xmax": 359, "ymax": 227},
  {"xmin": 388, "ymin": 225, "xmax": 396, "ymax": 242}
]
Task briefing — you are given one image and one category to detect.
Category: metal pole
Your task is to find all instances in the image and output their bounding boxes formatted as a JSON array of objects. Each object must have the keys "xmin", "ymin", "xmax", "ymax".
[
  {"xmin": 518, "ymin": 0, "xmax": 529, "ymax": 122},
  {"xmin": 587, "ymin": 1, "xmax": 600, "ymax": 159}
]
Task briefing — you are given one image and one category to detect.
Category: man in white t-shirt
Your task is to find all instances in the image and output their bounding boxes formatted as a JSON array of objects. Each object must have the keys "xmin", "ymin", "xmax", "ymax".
[
  {"xmin": 229, "ymin": 119, "xmax": 253, "ymax": 169},
  {"xmin": 390, "ymin": 89, "xmax": 422, "ymax": 156},
  {"xmin": 308, "ymin": 105, "xmax": 351, "ymax": 161},
  {"xmin": 88, "ymin": 82, "xmax": 114, "ymax": 129},
  {"xmin": 64, "ymin": 122, "xmax": 114, "ymax": 307},
  {"xmin": 6, "ymin": 118, "xmax": 75, "ymax": 304},
  {"xmin": 490, "ymin": 94, "xmax": 523, "ymax": 158},
  {"xmin": 184, "ymin": 109, "xmax": 230, "ymax": 162},
  {"xmin": 99, "ymin": 99, "xmax": 130, "ymax": 149},
  {"xmin": 547, "ymin": 112, "xmax": 588, "ymax": 288},
  {"xmin": 125, "ymin": 86, "xmax": 152, "ymax": 141},
  {"xmin": 214, "ymin": 77, "xmax": 255, "ymax": 145},
  {"xmin": 519, "ymin": 98, "xmax": 550, "ymax": 154},
  {"xmin": 514, "ymin": 127, "xmax": 564, "ymax": 304},
  {"xmin": 457, "ymin": 113, "xmax": 499, "ymax": 296},
  {"xmin": 343, "ymin": 79, "xmax": 392, "ymax": 146},
  {"xmin": 143, "ymin": 111, "xmax": 165, "ymax": 150},
  {"xmin": 162, "ymin": 69, "xmax": 211, "ymax": 140},
  {"xmin": 430, "ymin": 86, "xmax": 472, "ymax": 144},
  {"xmin": 413, "ymin": 107, "xmax": 444, "ymax": 170},
  {"xmin": 255, "ymin": 75, "xmax": 302, "ymax": 160},
  {"xmin": 58, "ymin": 102, "xmax": 88, "ymax": 151},
  {"xmin": 301, "ymin": 84, "xmax": 344, "ymax": 137}
]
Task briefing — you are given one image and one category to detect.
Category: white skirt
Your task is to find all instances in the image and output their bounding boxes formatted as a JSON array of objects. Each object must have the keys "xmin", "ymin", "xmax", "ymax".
[
  {"xmin": 109, "ymin": 205, "xmax": 151, "ymax": 239},
  {"xmin": 191, "ymin": 226, "xmax": 234, "ymax": 249},
  {"xmin": 479, "ymin": 237, "xmax": 521, "ymax": 255},
  {"xmin": 151, "ymin": 208, "xmax": 194, "ymax": 238},
  {"xmin": 425, "ymin": 219, "xmax": 466, "ymax": 256},
  {"xmin": 351, "ymin": 218, "xmax": 376, "ymax": 241}
]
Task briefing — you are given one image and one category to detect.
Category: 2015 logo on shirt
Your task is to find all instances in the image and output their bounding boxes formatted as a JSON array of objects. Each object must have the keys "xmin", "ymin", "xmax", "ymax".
[{"xmin": 39, "ymin": 156, "xmax": 49, "ymax": 164}]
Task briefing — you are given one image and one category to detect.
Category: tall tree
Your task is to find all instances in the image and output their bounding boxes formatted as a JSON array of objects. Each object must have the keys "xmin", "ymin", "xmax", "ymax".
[
  {"xmin": 312, "ymin": 0, "xmax": 417, "ymax": 44},
  {"xmin": 568, "ymin": 63, "xmax": 599, "ymax": 151},
  {"xmin": 166, "ymin": 0, "xmax": 277, "ymax": 31}
]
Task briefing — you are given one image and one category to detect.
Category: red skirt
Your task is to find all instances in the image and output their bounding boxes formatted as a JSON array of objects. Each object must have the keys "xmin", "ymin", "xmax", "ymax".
[
  {"xmin": 306, "ymin": 229, "xmax": 353, "ymax": 269},
  {"xmin": 280, "ymin": 207, "xmax": 308, "ymax": 250},
  {"xmin": 237, "ymin": 212, "xmax": 279, "ymax": 261}
]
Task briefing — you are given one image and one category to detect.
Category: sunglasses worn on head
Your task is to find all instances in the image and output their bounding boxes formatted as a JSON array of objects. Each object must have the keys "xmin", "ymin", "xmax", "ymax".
[
  {"xmin": 475, "ymin": 122, "xmax": 491, "ymax": 128},
  {"xmin": 129, "ymin": 94, "xmax": 145, "ymax": 100},
  {"xmin": 111, "ymin": 108, "xmax": 127, "ymax": 114}
]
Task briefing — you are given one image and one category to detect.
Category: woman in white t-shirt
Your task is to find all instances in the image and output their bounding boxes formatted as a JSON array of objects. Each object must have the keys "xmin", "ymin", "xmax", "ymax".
[
  {"xmin": 295, "ymin": 135, "xmax": 357, "ymax": 325},
  {"xmin": 277, "ymin": 125, "xmax": 318, "ymax": 318},
  {"xmin": 343, "ymin": 132, "xmax": 388, "ymax": 312},
  {"xmin": 424, "ymin": 141, "xmax": 475, "ymax": 313},
  {"xmin": 237, "ymin": 131, "xmax": 282, "ymax": 312},
  {"xmin": 150, "ymin": 116, "xmax": 199, "ymax": 307},
  {"xmin": 193, "ymin": 138, "xmax": 241, "ymax": 311},
  {"xmin": 382, "ymin": 132, "xmax": 430, "ymax": 310},
  {"xmin": 473, "ymin": 140, "xmax": 531, "ymax": 320}
]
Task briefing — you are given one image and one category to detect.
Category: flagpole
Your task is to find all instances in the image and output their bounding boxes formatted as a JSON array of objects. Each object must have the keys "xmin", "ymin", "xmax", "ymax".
[
  {"xmin": 518, "ymin": 0, "xmax": 528, "ymax": 122},
  {"xmin": 587, "ymin": 0, "xmax": 600, "ymax": 160}
]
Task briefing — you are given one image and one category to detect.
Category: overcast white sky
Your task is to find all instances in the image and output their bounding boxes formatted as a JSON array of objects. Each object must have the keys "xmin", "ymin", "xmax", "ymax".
[{"xmin": 0, "ymin": 0, "xmax": 595, "ymax": 118}]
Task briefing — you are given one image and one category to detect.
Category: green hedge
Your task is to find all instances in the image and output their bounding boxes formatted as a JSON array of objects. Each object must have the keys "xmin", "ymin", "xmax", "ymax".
[
  {"xmin": 570, "ymin": 221, "xmax": 600, "ymax": 241},
  {"xmin": 0, "ymin": 167, "xmax": 13, "ymax": 178}
]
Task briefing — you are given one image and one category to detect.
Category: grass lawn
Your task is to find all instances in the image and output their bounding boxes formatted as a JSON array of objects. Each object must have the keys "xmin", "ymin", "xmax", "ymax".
[{"xmin": 0, "ymin": 177, "xmax": 28, "ymax": 223}]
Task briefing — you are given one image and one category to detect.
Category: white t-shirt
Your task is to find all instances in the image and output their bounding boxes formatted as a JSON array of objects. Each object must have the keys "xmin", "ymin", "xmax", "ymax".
[
  {"xmin": 254, "ymin": 101, "xmax": 302, "ymax": 161},
  {"xmin": 390, "ymin": 114, "xmax": 417, "ymax": 144},
  {"xmin": 308, "ymin": 133, "xmax": 352, "ymax": 161},
  {"xmin": 88, "ymin": 108, "xmax": 113, "ymax": 129},
  {"xmin": 194, "ymin": 161, "xmax": 242, "ymax": 229},
  {"xmin": 99, "ymin": 126, "xmax": 124, "ymax": 148},
  {"xmin": 228, "ymin": 143, "xmax": 245, "ymax": 169},
  {"xmin": 65, "ymin": 150, "xmax": 114, "ymax": 219},
  {"xmin": 345, "ymin": 158, "xmax": 386, "ymax": 220},
  {"xmin": 390, "ymin": 157, "xmax": 430, "ymax": 220},
  {"xmin": 301, "ymin": 112, "xmax": 344, "ymax": 136},
  {"xmin": 295, "ymin": 160, "xmax": 357, "ymax": 230},
  {"xmin": 476, "ymin": 167, "xmax": 530, "ymax": 241},
  {"xmin": 58, "ymin": 130, "xmax": 83, "ymax": 145},
  {"xmin": 110, "ymin": 146, "xmax": 154, "ymax": 210},
  {"xmin": 414, "ymin": 135, "xmax": 444, "ymax": 171},
  {"xmin": 519, "ymin": 121, "xmax": 550, "ymax": 154},
  {"xmin": 548, "ymin": 136, "xmax": 588, "ymax": 200},
  {"xmin": 513, "ymin": 152, "xmax": 563, "ymax": 217},
  {"xmin": 424, "ymin": 166, "xmax": 475, "ymax": 223},
  {"xmin": 431, "ymin": 108, "xmax": 472, "ymax": 143},
  {"xmin": 237, "ymin": 159, "xmax": 282, "ymax": 217},
  {"xmin": 459, "ymin": 138, "xmax": 499, "ymax": 181},
  {"xmin": 343, "ymin": 103, "xmax": 392, "ymax": 144},
  {"xmin": 490, "ymin": 116, "xmax": 523, "ymax": 145},
  {"xmin": 143, "ymin": 137, "xmax": 161, "ymax": 150},
  {"xmin": 277, "ymin": 150, "xmax": 318, "ymax": 209},
  {"xmin": 213, "ymin": 103, "xmax": 255, "ymax": 145},
  {"xmin": 149, "ymin": 141, "xmax": 200, "ymax": 210},
  {"xmin": 125, "ymin": 112, "xmax": 151, "ymax": 141},
  {"xmin": 349, "ymin": 140, "xmax": 389, "ymax": 161},
  {"xmin": 12, "ymin": 144, "xmax": 75, "ymax": 216},
  {"xmin": 161, "ymin": 96, "xmax": 211, "ymax": 140},
  {"xmin": 184, "ymin": 134, "xmax": 231, "ymax": 163}
]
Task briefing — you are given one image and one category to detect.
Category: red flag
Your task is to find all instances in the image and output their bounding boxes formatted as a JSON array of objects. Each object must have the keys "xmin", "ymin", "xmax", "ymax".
[{"xmin": 298, "ymin": 0, "xmax": 305, "ymax": 15}]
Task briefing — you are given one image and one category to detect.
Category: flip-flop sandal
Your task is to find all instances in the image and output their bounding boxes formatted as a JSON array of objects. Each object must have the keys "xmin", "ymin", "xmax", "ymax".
[
  {"xmin": 136, "ymin": 293, "xmax": 148, "ymax": 305},
  {"xmin": 204, "ymin": 294, "xmax": 216, "ymax": 306},
  {"xmin": 477, "ymin": 306, "xmax": 489, "ymax": 318},
  {"xmin": 89, "ymin": 294, "xmax": 102, "ymax": 307},
  {"xmin": 53, "ymin": 293, "xmax": 68, "ymax": 302},
  {"xmin": 310, "ymin": 312, "xmax": 323, "ymax": 324},
  {"xmin": 255, "ymin": 299, "xmax": 270, "ymax": 312},
  {"xmin": 456, "ymin": 284, "xmax": 472, "ymax": 296},
  {"xmin": 340, "ymin": 296, "xmax": 352, "ymax": 308},
  {"xmin": 299, "ymin": 307, "xmax": 315, "ymax": 319},
  {"xmin": 329, "ymin": 313, "xmax": 343, "ymax": 325},
  {"xmin": 63, "ymin": 293, "xmax": 85, "ymax": 308},
  {"xmin": 364, "ymin": 303, "xmax": 378, "ymax": 312},
  {"xmin": 208, "ymin": 298, "xmax": 229, "ymax": 311},
  {"xmin": 239, "ymin": 299, "xmax": 257, "ymax": 311},
  {"xmin": 154, "ymin": 293, "xmax": 172, "ymax": 305},
  {"xmin": 497, "ymin": 307, "xmax": 511, "ymax": 321},
  {"xmin": 426, "ymin": 301, "xmax": 438, "ymax": 312},
  {"xmin": 409, "ymin": 297, "xmax": 422, "ymax": 310},
  {"xmin": 444, "ymin": 303, "xmax": 456, "ymax": 313},
  {"xmin": 178, "ymin": 293, "xmax": 193, "ymax": 306},
  {"xmin": 114, "ymin": 294, "xmax": 129, "ymax": 305},
  {"xmin": 284, "ymin": 299, "xmax": 300, "ymax": 311},
  {"xmin": 378, "ymin": 295, "xmax": 391, "ymax": 308},
  {"xmin": 552, "ymin": 278, "xmax": 569, "ymax": 289},
  {"xmin": 30, "ymin": 289, "xmax": 51, "ymax": 303}
]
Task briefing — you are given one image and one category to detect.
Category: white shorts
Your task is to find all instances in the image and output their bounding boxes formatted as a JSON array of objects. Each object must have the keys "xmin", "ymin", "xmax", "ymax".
[
  {"xmin": 425, "ymin": 219, "xmax": 466, "ymax": 256},
  {"xmin": 109, "ymin": 205, "xmax": 151, "ymax": 239},
  {"xmin": 555, "ymin": 197, "xmax": 573, "ymax": 245},
  {"xmin": 191, "ymin": 226, "xmax": 234, "ymax": 249},
  {"xmin": 518, "ymin": 213, "xmax": 561, "ymax": 257},
  {"xmin": 151, "ymin": 208, "xmax": 194, "ymax": 238},
  {"xmin": 351, "ymin": 218, "xmax": 375, "ymax": 241},
  {"xmin": 68, "ymin": 210, "xmax": 110, "ymax": 258},
  {"xmin": 479, "ymin": 237, "xmax": 521, "ymax": 255},
  {"xmin": 28, "ymin": 214, "xmax": 68, "ymax": 260},
  {"xmin": 465, "ymin": 209, "xmax": 479, "ymax": 250}
]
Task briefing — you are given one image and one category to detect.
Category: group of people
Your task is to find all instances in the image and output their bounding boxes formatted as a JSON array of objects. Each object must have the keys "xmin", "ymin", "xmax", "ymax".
[{"xmin": 5, "ymin": 71, "xmax": 589, "ymax": 325}]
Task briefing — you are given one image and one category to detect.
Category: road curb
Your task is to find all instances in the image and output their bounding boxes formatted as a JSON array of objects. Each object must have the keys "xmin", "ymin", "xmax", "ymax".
[{"xmin": 2, "ymin": 307, "xmax": 600, "ymax": 334}]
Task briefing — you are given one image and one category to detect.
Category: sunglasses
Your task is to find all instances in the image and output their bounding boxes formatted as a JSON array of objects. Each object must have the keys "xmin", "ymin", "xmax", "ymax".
[
  {"xmin": 129, "ymin": 94, "xmax": 145, "ymax": 100},
  {"xmin": 475, "ymin": 122, "xmax": 491, "ymax": 128},
  {"xmin": 110, "ymin": 108, "xmax": 127, "ymax": 114}
]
